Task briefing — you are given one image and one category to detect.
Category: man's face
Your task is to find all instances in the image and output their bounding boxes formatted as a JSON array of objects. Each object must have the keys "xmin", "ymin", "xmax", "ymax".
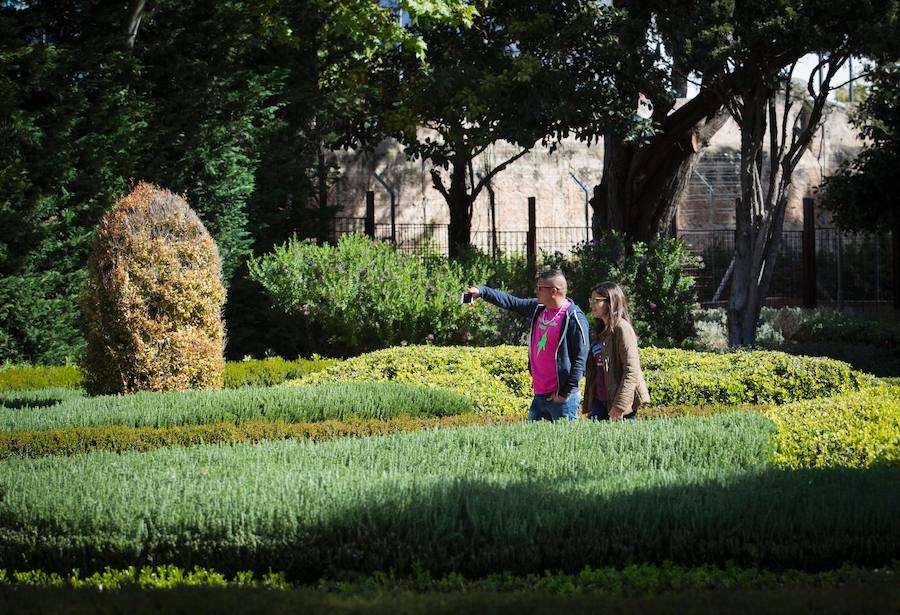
[{"xmin": 534, "ymin": 281, "xmax": 558, "ymax": 300}]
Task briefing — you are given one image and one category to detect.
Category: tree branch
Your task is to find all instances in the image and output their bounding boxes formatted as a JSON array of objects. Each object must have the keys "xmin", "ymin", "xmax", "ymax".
[
  {"xmin": 472, "ymin": 146, "xmax": 531, "ymax": 202},
  {"xmin": 124, "ymin": 0, "xmax": 148, "ymax": 50},
  {"xmin": 430, "ymin": 168, "xmax": 450, "ymax": 200}
]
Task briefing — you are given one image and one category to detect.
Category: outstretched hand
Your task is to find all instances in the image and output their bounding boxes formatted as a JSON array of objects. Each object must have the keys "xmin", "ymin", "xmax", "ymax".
[{"xmin": 467, "ymin": 287, "xmax": 480, "ymax": 299}]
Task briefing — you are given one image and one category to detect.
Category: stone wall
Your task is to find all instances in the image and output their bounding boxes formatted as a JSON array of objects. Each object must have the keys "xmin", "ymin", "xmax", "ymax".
[{"xmin": 330, "ymin": 100, "xmax": 862, "ymax": 239}]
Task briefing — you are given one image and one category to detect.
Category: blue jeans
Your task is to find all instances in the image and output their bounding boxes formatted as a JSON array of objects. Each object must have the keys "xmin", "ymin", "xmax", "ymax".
[
  {"xmin": 589, "ymin": 398, "xmax": 637, "ymax": 421},
  {"xmin": 528, "ymin": 391, "xmax": 580, "ymax": 422}
]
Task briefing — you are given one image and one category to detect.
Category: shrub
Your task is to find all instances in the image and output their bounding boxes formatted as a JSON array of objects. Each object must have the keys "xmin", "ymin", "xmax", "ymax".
[
  {"xmin": 0, "ymin": 358, "xmax": 335, "ymax": 392},
  {"xmin": 297, "ymin": 345, "xmax": 867, "ymax": 414},
  {"xmin": 79, "ymin": 183, "xmax": 226, "ymax": 395},
  {"xmin": 0, "ymin": 365, "xmax": 82, "ymax": 391},
  {"xmin": 297, "ymin": 345, "xmax": 532, "ymax": 416},
  {"xmin": 1, "ymin": 563, "xmax": 891, "ymax": 595},
  {"xmin": 794, "ymin": 313, "xmax": 900, "ymax": 348},
  {"xmin": 765, "ymin": 383, "xmax": 900, "ymax": 469},
  {"xmin": 0, "ymin": 414, "xmax": 517, "ymax": 459},
  {"xmin": 247, "ymin": 233, "xmax": 499, "ymax": 356},
  {"xmin": 3, "ymin": 413, "xmax": 899, "ymax": 576},
  {"xmin": 222, "ymin": 357, "xmax": 335, "ymax": 388},
  {"xmin": 0, "ymin": 382, "xmax": 473, "ymax": 432},
  {"xmin": 543, "ymin": 232, "xmax": 699, "ymax": 347}
]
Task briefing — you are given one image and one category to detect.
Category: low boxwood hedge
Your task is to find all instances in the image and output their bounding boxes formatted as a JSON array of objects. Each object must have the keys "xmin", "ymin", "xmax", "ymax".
[
  {"xmin": 0, "ymin": 414, "xmax": 519, "ymax": 459},
  {"xmin": 297, "ymin": 345, "xmax": 532, "ymax": 416},
  {"xmin": 0, "ymin": 357, "xmax": 335, "ymax": 392},
  {"xmin": 0, "ymin": 382, "xmax": 473, "ymax": 432},
  {"xmin": 294, "ymin": 346, "xmax": 868, "ymax": 415},
  {"xmin": 765, "ymin": 382, "xmax": 900, "ymax": 469}
]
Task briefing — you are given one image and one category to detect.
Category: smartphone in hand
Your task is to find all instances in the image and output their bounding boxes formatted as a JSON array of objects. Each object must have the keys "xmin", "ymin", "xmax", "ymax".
[{"xmin": 461, "ymin": 292, "xmax": 473, "ymax": 304}]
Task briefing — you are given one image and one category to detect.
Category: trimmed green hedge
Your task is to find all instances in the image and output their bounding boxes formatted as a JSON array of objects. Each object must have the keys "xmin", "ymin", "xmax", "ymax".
[
  {"xmin": 0, "ymin": 366, "xmax": 82, "ymax": 391},
  {"xmin": 765, "ymin": 383, "xmax": 900, "ymax": 469},
  {"xmin": 0, "ymin": 382, "xmax": 473, "ymax": 432},
  {"xmin": 2, "ymin": 413, "xmax": 898, "ymax": 577},
  {"xmin": 294, "ymin": 346, "xmax": 868, "ymax": 414},
  {"xmin": 0, "ymin": 357, "xmax": 335, "ymax": 392},
  {"xmin": 0, "ymin": 414, "xmax": 519, "ymax": 459},
  {"xmin": 1, "ymin": 563, "xmax": 892, "ymax": 595},
  {"xmin": 296, "ymin": 345, "xmax": 532, "ymax": 416}
]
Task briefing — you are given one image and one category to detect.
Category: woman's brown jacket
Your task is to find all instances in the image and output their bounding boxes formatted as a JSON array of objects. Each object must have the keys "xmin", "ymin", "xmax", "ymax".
[{"xmin": 580, "ymin": 318, "xmax": 650, "ymax": 416}]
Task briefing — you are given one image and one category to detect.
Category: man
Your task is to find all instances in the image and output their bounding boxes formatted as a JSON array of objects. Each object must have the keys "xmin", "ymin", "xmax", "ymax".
[{"xmin": 467, "ymin": 270, "xmax": 589, "ymax": 421}]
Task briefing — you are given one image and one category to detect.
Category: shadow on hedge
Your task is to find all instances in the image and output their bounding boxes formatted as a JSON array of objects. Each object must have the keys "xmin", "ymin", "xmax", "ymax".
[
  {"xmin": 7, "ymin": 465, "xmax": 898, "ymax": 581},
  {"xmin": 780, "ymin": 341, "xmax": 900, "ymax": 377},
  {"xmin": 0, "ymin": 390, "xmax": 75, "ymax": 411}
]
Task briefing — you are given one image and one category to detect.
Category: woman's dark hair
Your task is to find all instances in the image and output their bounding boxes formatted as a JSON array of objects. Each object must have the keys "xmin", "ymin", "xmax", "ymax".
[{"xmin": 590, "ymin": 281, "xmax": 630, "ymax": 339}]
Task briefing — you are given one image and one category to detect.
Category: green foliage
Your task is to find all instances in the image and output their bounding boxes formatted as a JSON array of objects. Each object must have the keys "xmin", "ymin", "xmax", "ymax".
[
  {"xmin": 821, "ymin": 61, "xmax": 900, "ymax": 232},
  {"xmin": 766, "ymin": 383, "xmax": 900, "ymax": 469},
  {"xmin": 0, "ymin": 564, "xmax": 288, "ymax": 590},
  {"xmin": 0, "ymin": 382, "xmax": 472, "ymax": 432},
  {"xmin": 223, "ymin": 357, "xmax": 336, "ymax": 388},
  {"xmin": 248, "ymin": 233, "xmax": 500, "ymax": 356},
  {"xmin": 299, "ymin": 345, "xmax": 863, "ymax": 414},
  {"xmin": 80, "ymin": 183, "xmax": 227, "ymax": 395},
  {"xmin": 376, "ymin": 0, "xmax": 638, "ymax": 254},
  {"xmin": 2, "ymin": 413, "xmax": 898, "ymax": 576},
  {"xmin": 690, "ymin": 307, "xmax": 900, "ymax": 376},
  {"xmin": 642, "ymin": 347, "xmax": 869, "ymax": 406},
  {"xmin": 0, "ymin": 414, "xmax": 516, "ymax": 460},
  {"xmin": 296, "ymin": 345, "xmax": 532, "ymax": 416},
  {"xmin": 0, "ymin": 3, "xmax": 149, "ymax": 366},
  {"xmin": 544, "ymin": 232, "xmax": 700, "ymax": 347},
  {"xmin": 0, "ymin": 563, "xmax": 892, "ymax": 596},
  {"xmin": 0, "ymin": 366, "xmax": 82, "ymax": 392},
  {"xmin": 0, "ymin": 357, "xmax": 333, "ymax": 392},
  {"xmin": 793, "ymin": 313, "xmax": 900, "ymax": 349}
]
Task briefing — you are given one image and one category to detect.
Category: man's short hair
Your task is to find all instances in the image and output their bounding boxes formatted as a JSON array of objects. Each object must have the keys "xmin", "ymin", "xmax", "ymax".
[{"xmin": 537, "ymin": 269, "xmax": 567, "ymax": 294}]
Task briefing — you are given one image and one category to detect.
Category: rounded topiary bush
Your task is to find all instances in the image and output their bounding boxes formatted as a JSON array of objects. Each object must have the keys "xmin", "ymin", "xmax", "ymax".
[{"xmin": 80, "ymin": 182, "xmax": 226, "ymax": 395}]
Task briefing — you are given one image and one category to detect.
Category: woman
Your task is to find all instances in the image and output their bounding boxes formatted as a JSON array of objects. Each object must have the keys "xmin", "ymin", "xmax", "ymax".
[{"xmin": 581, "ymin": 282, "xmax": 650, "ymax": 420}]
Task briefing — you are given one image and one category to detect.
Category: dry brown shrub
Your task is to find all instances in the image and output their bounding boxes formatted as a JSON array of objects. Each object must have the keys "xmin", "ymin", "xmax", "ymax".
[{"xmin": 80, "ymin": 182, "xmax": 226, "ymax": 395}]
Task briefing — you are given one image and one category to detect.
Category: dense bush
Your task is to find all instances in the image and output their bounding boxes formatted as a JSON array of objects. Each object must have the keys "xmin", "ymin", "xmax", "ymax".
[
  {"xmin": 0, "ymin": 358, "xmax": 334, "ymax": 392},
  {"xmin": 692, "ymin": 307, "xmax": 900, "ymax": 351},
  {"xmin": 2, "ymin": 413, "xmax": 898, "ymax": 577},
  {"xmin": 296, "ymin": 345, "xmax": 867, "ymax": 414},
  {"xmin": 543, "ymin": 232, "xmax": 700, "ymax": 347},
  {"xmin": 1, "ymin": 563, "xmax": 890, "ymax": 595},
  {"xmin": 641, "ymin": 347, "xmax": 869, "ymax": 405},
  {"xmin": 0, "ymin": 382, "xmax": 473, "ymax": 432},
  {"xmin": 765, "ymin": 383, "xmax": 900, "ymax": 469},
  {"xmin": 222, "ymin": 357, "xmax": 335, "ymax": 388},
  {"xmin": 80, "ymin": 183, "xmax": 226, "ymax": 395},
  {"xmin": 248, "ymin": 233, "xmax": 500, "ymax": 356},
  {"xmin": 297, "ymin": 345, "xmax": 532, "ymax": 416},
  {"xmin": 0, "ymin": 414, "xmax": 516, "ymax": 460},
  {"xmin": 690, "ymin": 307, "xmax": 900, "ymax": 375},
  {"xmin": 0, "ymin": 365, "xmax": 83, "ymax": 391}
]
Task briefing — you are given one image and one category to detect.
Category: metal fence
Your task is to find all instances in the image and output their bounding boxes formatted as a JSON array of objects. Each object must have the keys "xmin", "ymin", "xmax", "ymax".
[
  {"xmin": 679, "ymin": 228, "xmax": 895, "ymax": 308},
  {"xmin": 329, "ymin": 218, "xmax": 593, "ymax": 258}
]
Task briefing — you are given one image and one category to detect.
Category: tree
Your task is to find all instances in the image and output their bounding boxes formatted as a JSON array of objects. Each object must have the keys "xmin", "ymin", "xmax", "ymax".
[
  {"xmin": 380, "ymin": 0, "xmax": 637, "ymax": 257},
  {"xmin": 821, "ymin": 61, "xmax": 900, "ymax": 232},
  {"xmin": 715, "ymin": 0, "xmax": 897, "ymax": 346},
  {"xmin": 0, "ymin": 0, "xmax": 150, "ymax": 363},
  {"xmin": 585, "ymin": 1, "xmax": 732, "ymax": 242}
]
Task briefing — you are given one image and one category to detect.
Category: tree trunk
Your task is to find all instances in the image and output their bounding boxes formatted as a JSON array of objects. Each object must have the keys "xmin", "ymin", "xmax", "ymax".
[
  {"xmin": 124, "ymin": 0, "xmax": 147, "ymax": 50},
  {"xmin": 445, "ymin": 154, "xmax": 474, "ymax": 258},
  {"xmin": 592, "ymin": 89, "xmax": 727, "ymax": 241},
  {"xmin": 728, "ymin": 84, "xmax": 769, "ymax": 347}
]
